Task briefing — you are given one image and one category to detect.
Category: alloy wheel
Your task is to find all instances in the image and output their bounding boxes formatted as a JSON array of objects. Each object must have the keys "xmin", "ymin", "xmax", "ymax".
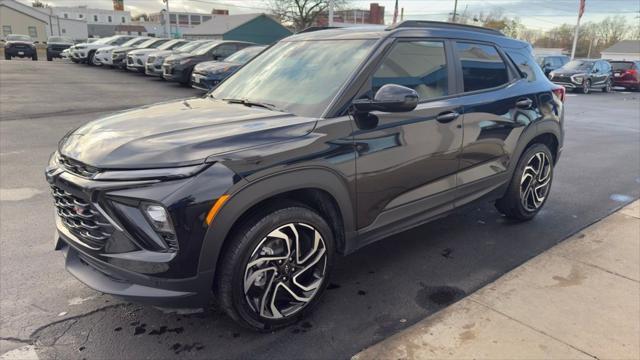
[
  {"xmin": 243, "ymin": 223, "xmax": 327, "ymax": 320},
  {"xmin": 582, "ymin": 80, "xmax": 590, "ymax": 94},
  {"xmin": 520, "ymin": 152, "xmax": 552, "ymax": 212}
]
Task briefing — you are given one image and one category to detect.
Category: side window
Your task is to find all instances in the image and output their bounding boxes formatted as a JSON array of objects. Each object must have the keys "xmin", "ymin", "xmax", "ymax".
[
  {"xmin": 2, "ymin": 25, "xmax": 11, "ymax": 36},
  {"xmin": 456, "ymin": 42, "xmax": 510, "ymax": 92},
  {"xmin": 372, "ymin": 40, "xmax": 449, "ymax": 101},
  {"xmin": 551, "ymin": 57, "xmax": 562, "ymax": 67},
  {"xmin": 506, "ymin": 50, "xmax": 538, "ymax": 82},
  {"xmin": 28, "ymin": 26, "xmax": 37, "ymax": 38},
  {"xmin": 212, "ymin": 44, "xmax": 237, "ymax": 58}
]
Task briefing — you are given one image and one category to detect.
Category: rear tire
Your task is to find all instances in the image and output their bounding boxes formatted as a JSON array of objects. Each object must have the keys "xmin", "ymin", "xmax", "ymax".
[
  {"xmin": 87, "ymin": 50, "xmax": 95, "ymax": 66},
  {"xmin": 32, "ymin": 54, "xmax": 38, "ymax": 61},
  {"xmin": 602, "ymin": 79, "xmax": 612, "ymax": 93},
  {"xmin": 215, "ymin": 201, "xmax": 334, "ymax": 331},
  {"xmin": 496, "ymin": 143, "xmax": 554, "ymax": 221},
  {"xmin": 47, "ymin": 56, "xmax": 52, "ymax": 61}
]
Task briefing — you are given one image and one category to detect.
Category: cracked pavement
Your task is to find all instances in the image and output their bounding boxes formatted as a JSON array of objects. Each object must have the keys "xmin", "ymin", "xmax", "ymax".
[{"xmin": 1, "ymin": 60, "xmax": 639, "ymax": 359}]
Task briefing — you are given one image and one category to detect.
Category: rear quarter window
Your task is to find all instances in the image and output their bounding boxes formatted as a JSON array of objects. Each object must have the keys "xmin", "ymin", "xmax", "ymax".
[
  {"xmin": 505, "ymin": 47, "xmax": 546, "ymax": 82},
  {"xmin": 456, "ymin": 42, "xmax": 510, "ymax": 92}
]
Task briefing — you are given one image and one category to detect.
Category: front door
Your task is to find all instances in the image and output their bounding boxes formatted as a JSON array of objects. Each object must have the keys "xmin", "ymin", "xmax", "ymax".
[{"xmin": 353, "ymin": 39, "xmax": 463, "ymax": 235}]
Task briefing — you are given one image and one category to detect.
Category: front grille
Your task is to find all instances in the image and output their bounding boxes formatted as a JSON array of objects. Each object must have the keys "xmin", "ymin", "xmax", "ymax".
[
  {"xmin": 50, "ymin": 45, "xmax": 68, "ymax": 51},
  {"xmin": 136, "ymin": 58, "xmax": 143, "ymax": 65},
  {"xmin": 127, "ymin": 56, "xmax": 134, "ymax": 65},
  {"xmin": 52, "ymin": 186, "xmax": 113, "ymax": 249},
  {"xmin": 553, "ymin": 76, "xmax": 573, "ymax": 83},
  {"xmin": 58, "ymin": 155, "xmax": 99, "ymax": 178}
]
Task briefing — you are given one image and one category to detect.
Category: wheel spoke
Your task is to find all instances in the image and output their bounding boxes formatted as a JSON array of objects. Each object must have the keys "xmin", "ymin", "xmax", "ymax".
[
  {"xmin": 292, "ymin": 246, "xmax": 326, "ymax": 292},
  {"xmin": 520, "ymin": 151, "xmax": 552, "ymax": 212}
]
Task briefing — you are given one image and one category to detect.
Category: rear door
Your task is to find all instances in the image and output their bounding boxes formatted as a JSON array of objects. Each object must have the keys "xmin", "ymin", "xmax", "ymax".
[{"xmin": 453, "ymin": 41, "xmax": 537, "ymax": 204}]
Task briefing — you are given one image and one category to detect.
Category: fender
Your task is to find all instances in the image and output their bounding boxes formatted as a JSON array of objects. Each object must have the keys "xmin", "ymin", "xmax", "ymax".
[{"xmin": 197, "ymin": 167, "xmax": 356, "ymax": 276}]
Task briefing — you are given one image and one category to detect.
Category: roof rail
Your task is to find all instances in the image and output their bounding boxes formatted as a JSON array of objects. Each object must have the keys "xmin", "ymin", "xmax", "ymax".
[
  {"xmin": 296, "ymin": 26, "xmax": 340, "ymax": 34},
  {"xmin": 386, "ymin": 21, "xmax": 504, "ymax": 36}
]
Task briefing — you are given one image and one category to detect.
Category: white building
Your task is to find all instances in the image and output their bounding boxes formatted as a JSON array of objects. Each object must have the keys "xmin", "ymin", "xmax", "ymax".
[
  {"xmin": 50, "ymin": 5, "xmax": 131, "ymax": 26},
  {"xmin": 601, "ymin": 40, "xmax": 640, "ymax": 61},
  {"xmin": 0, "ymin": 0, "xmax": 87, "ymax": 41}
]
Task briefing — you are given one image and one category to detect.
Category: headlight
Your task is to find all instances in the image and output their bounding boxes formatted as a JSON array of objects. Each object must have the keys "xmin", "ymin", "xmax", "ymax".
[
  {"xmin": 548, "ymin": 72, "xmax": 555, "ymax": 79},
  {"xmin": 93, "ymin": 164, "xmax": 208, "ymax": 181},
  {"xmin": 571, "ymin": 74, "xmax": 585, "ymax": 84},
  {"xmin": 47, "ymin": 151, "xmax": 61, "ymax": 170}
]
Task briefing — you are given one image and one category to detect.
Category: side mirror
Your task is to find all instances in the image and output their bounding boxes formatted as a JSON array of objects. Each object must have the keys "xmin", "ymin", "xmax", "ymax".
[{"xmin": 353, "ymin": 84, "xmax": 419, "ymax": 113}]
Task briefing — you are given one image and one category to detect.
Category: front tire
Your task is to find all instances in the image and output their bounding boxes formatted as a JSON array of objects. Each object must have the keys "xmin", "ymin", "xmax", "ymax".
[
  {"xmin": 496, "ymin": 143, "xmax": 554, "ymax": 221},
  {"xmin": 86, "ymin": 50, "xmax": 95, "ymax": 66},
  {"xmin": 581, "ymin": 79, "xmax": 591, "ymax": 94},
  {"xmin": 215, "ymin": 202, "xmax": 334, "ymax": 330}
]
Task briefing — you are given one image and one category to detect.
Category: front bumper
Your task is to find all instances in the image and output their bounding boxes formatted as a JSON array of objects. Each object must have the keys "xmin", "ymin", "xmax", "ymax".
[
  {"xmin": 146, "ymin": 63, "xmax": 164, "ymax": 76},
  {"xmin": 47, "ymin": 48, "xmax": 69, "ymax": 58},
  {"xmin": 94, "ymin": 53, "xmax": 113, "ymax": 65},
  {"xmin": 163, "ymin": 64, "xmax": 191, "ymax": 83},
  {"xmin": 191, "ymin": 73, "xmax": 223, "ymax": 92},
  {"xmin": 126, "ymin": 56, "xmax": 146, "ymax": 71},
  {"xmin": 46, "ymin": 160, "xmax": 238, "ymax": 307}
]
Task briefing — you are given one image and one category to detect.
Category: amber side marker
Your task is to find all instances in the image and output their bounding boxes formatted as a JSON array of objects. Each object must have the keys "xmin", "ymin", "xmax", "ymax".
[{"xmin": 205, "ymin": 194, "xmax": 230, "ymax": 225}]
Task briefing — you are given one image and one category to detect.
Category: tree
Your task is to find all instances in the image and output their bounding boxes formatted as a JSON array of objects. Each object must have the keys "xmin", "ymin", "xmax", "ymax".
[
  {"xmin": 268, "ymin": 0, "xmax": 348, "ymax": 31},
  {"xmin": 132, "ymin": 13, "xmax": 149, "ymax": 22},
  {"xmin": 32, "ymin": 0, "xmax": 49, "ymax": 7}
]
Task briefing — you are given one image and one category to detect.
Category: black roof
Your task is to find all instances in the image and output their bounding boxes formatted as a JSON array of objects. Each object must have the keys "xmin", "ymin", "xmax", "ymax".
[{"xmin": 285, "ymin": 21, "xmax": 529, "ymax": 49}]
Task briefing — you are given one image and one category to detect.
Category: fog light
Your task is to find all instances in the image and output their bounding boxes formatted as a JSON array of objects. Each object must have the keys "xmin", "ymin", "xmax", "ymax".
[{"xmin": 143, "ymin": 204, "xmax": 175, "ymax": 234}]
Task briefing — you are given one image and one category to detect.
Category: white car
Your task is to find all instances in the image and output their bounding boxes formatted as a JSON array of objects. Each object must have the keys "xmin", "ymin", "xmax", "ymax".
[
  {"xmin": 126, "ymin": 39, "xmax": 188, "ymax": 72},
  {"xmin": 93, "ymin": 37, "xmax": 149, "ymax": 66},
  {"xmin": 69, "ymin": 35, "xmax": 136, "ymax": 65},
  {"xmin": 60, "ymin": 48, "xmax": 70, "ymax": 60},
  {"xmin": 144, "ymin": 40, "xmax": 210, "ymax": 77}
]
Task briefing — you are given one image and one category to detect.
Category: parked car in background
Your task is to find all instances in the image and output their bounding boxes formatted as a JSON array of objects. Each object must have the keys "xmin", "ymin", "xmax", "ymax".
[
  {"xmin": 536, "ymin": 55, "xmax": 569, "ymax": 76},
  {"xmin": 69, "ymin": 35, "xmax": 136, "ymax": 65},
  {"xmin": 163, "ymin": 41, "xmax": 255, "ymax": 84},
  {"xmin": 46, "ymin": 22, "xmax": 565, "ymax": 331},
  {"xmin": 549, "ymin": 59, "xmax": 613, "ymax": 94},
  {"xmin": 4, "ymin": 34, "xmax": 37, "ymax": 60},
  {"xmin": 61, "ymin": 48, "xmax": 70, "ymax": 60},
  {"xmin": 191, "ymin": 45, "xmax": 267, "ymax": 91},
  {"xmin": 145, "ymin": 40, "xmax": 209, "ymax": 77},
  {"xmin": 46, "ymin": 36, "xmax": 74, "ymax": 61},
  {"xmin": 126, "ymin": 39, "xmax": 188, "ymax": 73},
  {"xmin": 610, "ymin": 60, "xmax": 640, "ymax": 91},
  {"xmin": 93, "ymin": 37, "xmax": 149, "ymax": 67},
  {"xmin": 112, "ymin": 38, "xmax": 171, "ymax": 69}
]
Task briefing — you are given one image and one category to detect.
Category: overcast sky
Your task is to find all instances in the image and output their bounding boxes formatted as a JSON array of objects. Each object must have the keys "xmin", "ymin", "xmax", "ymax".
[{"xmin": 20, "ymin": 0, "xmax": 640, "ymax": 30}]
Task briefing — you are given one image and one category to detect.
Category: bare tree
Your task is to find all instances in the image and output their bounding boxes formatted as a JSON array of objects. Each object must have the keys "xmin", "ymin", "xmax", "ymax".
[{"xmin": 268, "ymin": 0, "xmax": 348, "ymax": 31}]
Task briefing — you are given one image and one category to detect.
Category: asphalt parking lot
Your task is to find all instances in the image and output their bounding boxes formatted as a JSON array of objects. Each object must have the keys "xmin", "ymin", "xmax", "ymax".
[{"xmin": 1, "ymin": 59, "xmax": 639, "ymax": 359}]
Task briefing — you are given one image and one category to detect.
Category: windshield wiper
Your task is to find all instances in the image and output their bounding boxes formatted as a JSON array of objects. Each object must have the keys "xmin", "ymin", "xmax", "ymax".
[{"xmin": 222, "ymin": 98, "xmax": 285, "ymax": 113}]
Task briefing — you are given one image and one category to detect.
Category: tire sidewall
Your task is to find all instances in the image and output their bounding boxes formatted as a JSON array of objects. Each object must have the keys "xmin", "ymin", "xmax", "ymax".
[
  {"xmin": 582, "ymin": 80, "xmax": 590, "ymax": 94},
  {"xmin": 227, "ymin": 205, "xmax": 335, "ymax": 330}
]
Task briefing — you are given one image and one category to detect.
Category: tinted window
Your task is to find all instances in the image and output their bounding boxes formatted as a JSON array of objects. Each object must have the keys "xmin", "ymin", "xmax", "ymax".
[
  {"xmin": 456, "ymin": 42, "xmax": 509, "ymax": 92},
  {"xmin": 212, "ymin": 44, "xmax": 237, "ymax": 58},
  {"xmin": 373, "ymin": 41, "xmax": 448, "ymax": 100},
  {"xmin": 507, "ymin": 49, "xmax": 538, "ymax": 82},
  {"xmin": 611, "ymin": 62, "xmax": 634, "ymax": 71}
]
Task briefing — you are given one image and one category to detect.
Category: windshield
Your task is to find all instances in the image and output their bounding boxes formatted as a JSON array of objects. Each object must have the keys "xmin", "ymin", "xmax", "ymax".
[
  {"xmin": 224, "ymin": 46, "xmax": 266, "ymax": 64},
  {"xmin": 192, "ymin": 41, "xmax": 221, "ymax": 56},
  {"xmin": 611, "ymin": 62, "xmax": 634, "ymax": 71},
  {"xmin": 562, "ymin": 60, "xmax": 593, "ymax": 71},
  {"xmin": 175, "ymin": 41, "xmax": 207, "ymax": 53},
  {"xmin": 158, "ymin": 39, "xmax": 185, "ymax": 50},
  {"xmin": 6, "ymin": 35, "xmax": 31, "ymax": 42},
  {"xmin": 121, "ymin": 38, "xmax": 148, "ymax": 47},
  {"xmin": 211, "ymin": 39, "xmax": 376, "ymax": 117},
  {"xmin": 48, "ymin": 36, "xmax": 72, "ymax": 43},
  {"xmin": 140, "ymin": 38, "xmax": 167, "ymax": 48}
]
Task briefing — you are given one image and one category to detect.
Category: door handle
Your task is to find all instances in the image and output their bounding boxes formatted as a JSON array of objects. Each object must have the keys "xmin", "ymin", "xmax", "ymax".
[
  {"xmin": 515, "ymin": 98, "xmax": 533, "ymax": 109},
  {"xmin": 436, "ymin": 111, "xmax": 460, "ymax": 124}
]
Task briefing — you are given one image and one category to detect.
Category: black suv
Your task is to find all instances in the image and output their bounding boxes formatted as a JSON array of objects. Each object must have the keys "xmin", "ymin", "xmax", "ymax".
[
  {"xmin": 46, "ymin": 22, "xmax": 564, "ymax": 330},
  {"xmin": 536, "ymin": 55, "xmax": 569, "ymax": 76},
  {"xmin": 4, "ymin": 34, "xmax": 37, "ymax": 60},
  {"xmin": 549, "ymin": 59, "xmax": 613, "ymax": 94},
  {"xmin": 46, "ymin": 36, "xmax": 74, "ymax": 61}
]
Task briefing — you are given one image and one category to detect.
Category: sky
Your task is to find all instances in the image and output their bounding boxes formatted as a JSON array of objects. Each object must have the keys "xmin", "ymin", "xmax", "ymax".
[{"xmin": 20, "ymin": 0, "xmax": 640, "ymax": 31}]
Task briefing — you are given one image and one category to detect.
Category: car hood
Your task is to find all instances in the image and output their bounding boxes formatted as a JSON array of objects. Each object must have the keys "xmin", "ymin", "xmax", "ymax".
[
  {"xmin": 166, "ymin": 53, "xmax": 199, "ymax": 62},
  {"xmin": 129, "ymin": 48, "xmax": 155, "ymax": 56},
  {"xmin": 196, "ymin": 61, "xmax": 239, "ymax": 73},
  {"xmin": 59, "ymin": 98, "xmax": 316, "ymax": 169},
  {"xmin": 48, "ymin": 42, "xmax": 73, "ymax": 46},
  {"xmin": 97, "ymin": 45, "xmax": 118, "ymax": 52},
  {"xmin": 553, "ymin": 70, "xmax": 587, "ymax": 76}
]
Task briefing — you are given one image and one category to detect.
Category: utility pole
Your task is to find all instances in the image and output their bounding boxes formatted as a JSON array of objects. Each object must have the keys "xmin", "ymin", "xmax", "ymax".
[
  {"xmin": 452, "ymin": 0, "xmax": 458, "ymax": 23},
  {"xmin": 328, "ymin": 0, "xmax": 334, "ymax": 26},
  {"xmin": 163, "ymin": 0, "xmax": 170, "ymax": 38}
]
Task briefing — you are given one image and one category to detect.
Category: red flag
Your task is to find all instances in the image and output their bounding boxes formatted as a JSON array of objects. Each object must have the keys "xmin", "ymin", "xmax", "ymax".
[
  {"xmin": 578, "ymin": 0, "xmax": 586, "ymax": 19},
  {"xmin": 392, "ymin": 0, "xmax": 399, "ymax": 24}
]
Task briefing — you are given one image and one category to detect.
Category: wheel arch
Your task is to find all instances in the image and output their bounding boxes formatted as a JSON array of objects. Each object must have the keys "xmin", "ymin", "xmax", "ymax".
[{"xmin": 198, "ymin": 167, "xmax": 356, "ymax": 277}]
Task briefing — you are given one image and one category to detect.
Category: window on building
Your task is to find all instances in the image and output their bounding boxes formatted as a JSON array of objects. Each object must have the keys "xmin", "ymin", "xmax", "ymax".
[
  {"xmin": 28, "ymin": 26, "xmax": 37, "ymax": 38},
  {"xmin": 61, "ymin": 28, "xmax": 66, "ymax": 34},
  {"xmin": 169, "ymin": 14, "xmax": 177, "ymax": 24},
  {"xmin": 372, "ymin": 40, "xmax": 449, "ymax": 101},
  {"xmin": 78, "ymin": 13, "xmax": 84, "ymax": 19},
  {"xmin": 456, "ymin": 42, "xmax": 509, "ymax": 92},
  {"xmin": 63, "ymin": 13, "xmax": 68, "ymax": 19},
  {"xmin": 121, "ymin": 16, "xmax": 126, "ymax": 23},
  {"xmin": 93, "ymin": 15, "xmax": 98, "ymax": 22},
  {"xmin": 178, "ymin": 14, "xmax": 189, "ymax": 25},
  {"xmin": 108, "ymin": 16, "xmax": 112, "ymax": 23},
  {"xmin": 2, "ymin": 25, "xmax": 12, "ymax": 36},
  {"xmin": 190, "ymin": 15, "xmax": 201, "ymax": 25},
  {"xmin": 202, "ymin": 15, "xmax": 212, "ymax": 22}
]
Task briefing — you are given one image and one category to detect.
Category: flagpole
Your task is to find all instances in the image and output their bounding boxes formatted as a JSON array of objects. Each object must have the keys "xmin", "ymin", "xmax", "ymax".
[
  {"xmin": 571, "ymin": 0, "xmax": 585, "ymax": 60},
  {"xmin": 393, "ymin": 0, "xmax": 399, "ymax": 25},
  {"xmin": 329, "ymin": 0, "xmax": 334, "ymax": 26}
]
